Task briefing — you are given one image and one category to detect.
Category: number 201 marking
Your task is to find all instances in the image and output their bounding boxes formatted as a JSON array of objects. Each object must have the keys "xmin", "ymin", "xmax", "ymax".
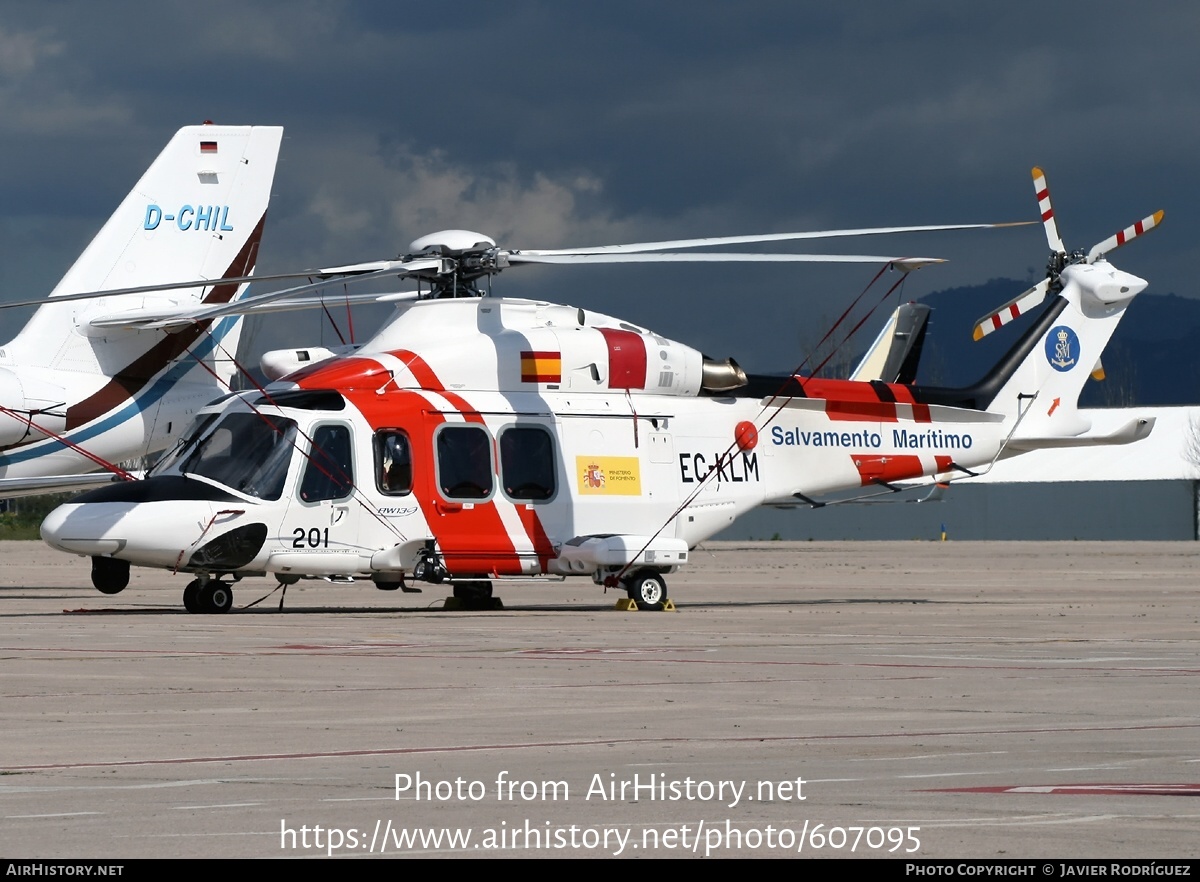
[{"xmin": 292, "ymin": 527, "xmax": 330, "ymax": 549}]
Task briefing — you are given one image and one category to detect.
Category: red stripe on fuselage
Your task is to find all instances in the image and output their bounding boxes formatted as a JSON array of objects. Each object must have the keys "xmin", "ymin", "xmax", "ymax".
[
  {"xmin": 802, "ymin": 378, "xmax": 880, "ymax": 401},
  {"xmin": 386, "ymin": 348, "xmax": 447, "ymax": 391},
  {"xmin": 825, "ymin": 400, "xmax": 899, "ymax": 422},
  {"xmin": 852, "ymin": 454, "xmax": 923, "ymax": 486},
  {"xmin": 285, "ymin": 355, "xmax": 390, "ymax": 388},
  {"xmin": 800, "ymin": 378, "xmax": 928, "ymax": 423},
  {"xmin": 318, "ymin": 350, "xmax": 553, "ymax": 577}
]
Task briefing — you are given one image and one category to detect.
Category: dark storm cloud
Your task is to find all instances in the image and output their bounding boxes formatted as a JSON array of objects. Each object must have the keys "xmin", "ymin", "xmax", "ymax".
[{"xmin": 0, "ymin": 1, "xmax": 1194, "ymax": 366}]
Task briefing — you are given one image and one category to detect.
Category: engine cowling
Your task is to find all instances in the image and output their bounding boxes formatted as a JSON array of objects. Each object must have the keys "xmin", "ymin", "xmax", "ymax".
[{"xmin": 260, "ymin": 344, "xmax": 359, "ymax": 381}]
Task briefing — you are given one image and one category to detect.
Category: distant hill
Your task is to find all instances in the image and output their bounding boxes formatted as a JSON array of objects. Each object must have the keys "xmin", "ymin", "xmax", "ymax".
[{"xmin": 908, "ymin": 279, "xmax": 1200, "ymax": 407}]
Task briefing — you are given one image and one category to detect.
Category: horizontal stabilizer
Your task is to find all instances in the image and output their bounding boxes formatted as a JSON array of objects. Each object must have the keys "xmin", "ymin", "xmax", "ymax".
[{"xmin": 1008, "ymin": 417, "xmax": 1155, "ymax": 451}]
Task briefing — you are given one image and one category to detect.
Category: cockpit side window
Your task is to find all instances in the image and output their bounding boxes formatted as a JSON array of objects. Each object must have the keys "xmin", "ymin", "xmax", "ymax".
[
  {"xmin": 150, "ymin": 412, "xmax": 220, "ymax": 476},
  {"xmin": 177, "ymin": 412, "xmax": 298, "ymax": 501},
  {"xmin": 499, "ymin": 426, "xmax": 556, "ymax": 501},
  {"xmin": 436, "ymin": 425, "xmax": 493, "ymax": 500},
  {"xmin": 374, "ymin": 430, "xmax": 413, "ymax": 496},
  {"xmin": 299, "ymin": 424, "xmax": 354, "ymax": 503}
]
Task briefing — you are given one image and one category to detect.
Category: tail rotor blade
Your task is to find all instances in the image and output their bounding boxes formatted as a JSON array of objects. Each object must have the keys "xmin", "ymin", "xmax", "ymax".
[
  {"xmin": 973, "ymin": 169, "xmax": 1163, "ymax": 346},
  {"xmin": 1032, "ymin": 166, "xmax": 1065, "ymax": 254},
  {"xmin": 1086, "ymin": 210, "xmax": 1165, "ymax": 263},
  {"xmin": 972, "ymin": 278, "xmax": 1050, "ymax": 341}
]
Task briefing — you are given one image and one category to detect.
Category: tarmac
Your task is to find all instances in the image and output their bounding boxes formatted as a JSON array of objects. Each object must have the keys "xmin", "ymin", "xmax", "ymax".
[{"xmin": 1, "ymin": 539, "xmax": 1198, "ymax": 860}]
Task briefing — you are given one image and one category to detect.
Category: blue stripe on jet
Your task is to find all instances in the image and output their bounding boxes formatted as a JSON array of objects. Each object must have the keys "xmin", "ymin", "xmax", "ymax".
[{"xmin": 0, "ymin": 316, "xmax": 241, "ymax": 468}]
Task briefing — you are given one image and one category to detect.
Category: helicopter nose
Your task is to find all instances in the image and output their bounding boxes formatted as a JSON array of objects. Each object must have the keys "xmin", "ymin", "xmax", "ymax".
[
  {"xmin": 39, "ymin": 503, "xmax": 70, "ymax": 549},
  {"xmin": 38, "ymin": 504, "xmax": 68, "ymax": 544},
  {"xmin": 41, "ymin": 491, "xmax": 266, "ymax": 572},
  {"xmin": 40, "ymin": 501, "xmax": 130, "ymax": 556}
]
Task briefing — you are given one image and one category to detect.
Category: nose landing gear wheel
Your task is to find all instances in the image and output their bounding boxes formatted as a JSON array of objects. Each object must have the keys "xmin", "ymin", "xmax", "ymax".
[
  {"xmin": 188, "ymin": 580, "xmax": 233, "ymax": 614},
  {"xmin": 624, "ymin": 570, "xmax": 667, "ymax": 611},
  {"xmin": 91, "ymin": 557, "xmax": 130, "ymax": 595}
]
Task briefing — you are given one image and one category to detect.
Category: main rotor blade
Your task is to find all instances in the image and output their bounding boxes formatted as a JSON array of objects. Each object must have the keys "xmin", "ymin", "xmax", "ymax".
[
  {"xmin": 184, "ymin": 261, "xmax": 440, "ymax": 323},
  {"xmin": 1086, "ymin": 210, "xmax": 1164, "ymax": 263},
  {"xmin": 87, "ymin": 289, "xmax": 425, "ymax": 331},
  {"xmin": 508, "ymin": 252, "xmax": 945, "ymax": 269},
  {"xmin": 514, "ymin": 222, "xmax": 1031, "ymax": 256},
  {"xmin": 1031, "ymin": 167, "xmax": 1065, "ymax": 254},
  {"xmin": 221, "ymin": 288, "xmax": 423, "ymax": 314},
  {"xmin": 0, "ymin": 260, "xmax": 414, "ymax": 312},
  {"xmin": 972, "ymin": 278, "xmax": 1050, "ymax": 341},
  {"xmin": 314, "ymin": 259, "xmax": 411, "ymax": 276},
  {"xmin": 131, "ymin": 262, "xmax": 440, "ymax": 329}
]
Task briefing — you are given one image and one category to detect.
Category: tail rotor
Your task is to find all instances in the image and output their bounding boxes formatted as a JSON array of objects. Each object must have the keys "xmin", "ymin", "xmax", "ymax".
[{"xmin": 972, "ymin": 167, "xmax": 1163, "ymax": 342}]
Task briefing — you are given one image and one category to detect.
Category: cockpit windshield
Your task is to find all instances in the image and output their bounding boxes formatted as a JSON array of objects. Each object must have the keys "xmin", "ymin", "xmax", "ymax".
[
  {"xmin": 170, "ymin": 412, "xmax": 299, "ymax": 500},
  {"xmin": 149, "ymin": 411, "xmax": 220, "ymax": 476}
]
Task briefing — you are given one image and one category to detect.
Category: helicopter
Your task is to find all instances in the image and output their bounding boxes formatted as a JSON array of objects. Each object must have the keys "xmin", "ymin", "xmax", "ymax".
[{"xmin": 39, "ymin": 167, "xmax": 1161, "ymax": 613}]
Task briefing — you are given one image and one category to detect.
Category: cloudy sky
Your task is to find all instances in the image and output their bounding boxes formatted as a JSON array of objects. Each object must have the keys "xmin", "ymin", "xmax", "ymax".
[{"xmin": 0, "ymin": 1, "xmax": 1194, "ymax": 371}]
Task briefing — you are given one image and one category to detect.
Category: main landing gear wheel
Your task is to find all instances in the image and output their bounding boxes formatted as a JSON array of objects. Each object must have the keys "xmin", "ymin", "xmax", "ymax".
[
  {"xmin": 183, "ymin": 579, "xmax": 202, "ymax": 613},
  {"xmin": 449, "ymin": 580, "xmax": 499, "ymax": 610},
  {"xmin": 625, "ymin": 570, "xmax": 667, "ymax": 611},
  {"xmin": 184, "ymin": 580, "xmax": 233, "ymax": 614},
  {"xmin": 452, "ymin": 581, "xmax": 494, "ymax": 602},
  {"xmin": 91, "ymin": 556, "xmax": 130, "ymax": 595}
]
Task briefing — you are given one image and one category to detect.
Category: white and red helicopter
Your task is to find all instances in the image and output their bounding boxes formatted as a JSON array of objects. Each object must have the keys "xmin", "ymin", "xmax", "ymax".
[{"xmin": 40, "ymin": 168, "xmax": 1161, "ymax": 613}]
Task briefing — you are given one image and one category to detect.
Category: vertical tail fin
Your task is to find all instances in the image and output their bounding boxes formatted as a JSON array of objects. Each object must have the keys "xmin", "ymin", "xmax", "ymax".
[
  {"xmin": 8, "ymin": 124, "xmax": 282, "ymax": 371},
  {"xmin": 0, "ymin": 125, "xmax": 282, "ymax": 471},
  {"xmin": 986, "ymin": 261, "xmax": 1145, "ymax": 440},
  {"xmin": 956, "ymin": 167, "xmax": 1162, "ymax": 446},
  {"xmin": 849, "ymin": 301, "xmax": 931, "ymax": 384}
]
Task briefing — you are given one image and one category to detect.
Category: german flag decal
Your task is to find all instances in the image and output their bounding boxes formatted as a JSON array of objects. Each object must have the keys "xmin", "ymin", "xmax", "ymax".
[{"xmin": 521, "ymin": 351, "xmax": 561, "ymax": 383}]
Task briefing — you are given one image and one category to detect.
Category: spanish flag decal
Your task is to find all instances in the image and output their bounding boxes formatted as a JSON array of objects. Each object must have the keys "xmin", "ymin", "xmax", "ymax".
[{"xmin": 521, "ymin": 350, "xmax": 561, "ymax": 383}]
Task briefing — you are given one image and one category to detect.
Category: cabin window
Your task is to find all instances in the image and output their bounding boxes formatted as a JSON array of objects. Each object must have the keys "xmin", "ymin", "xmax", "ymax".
[
  {"xmin": 499, "ymin": 426, "xmax": 556, "ymax": 501},
  {"xmin": 374, "ymin": 430, "xmax": 413, "ymax": 496},
  {"xmin": 436, "ymin": 425, "xmax": 493, "ymax": 500},
  {"xmin": 298, "ymin": 424, "xmax": 354, "ymax": 502}
]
